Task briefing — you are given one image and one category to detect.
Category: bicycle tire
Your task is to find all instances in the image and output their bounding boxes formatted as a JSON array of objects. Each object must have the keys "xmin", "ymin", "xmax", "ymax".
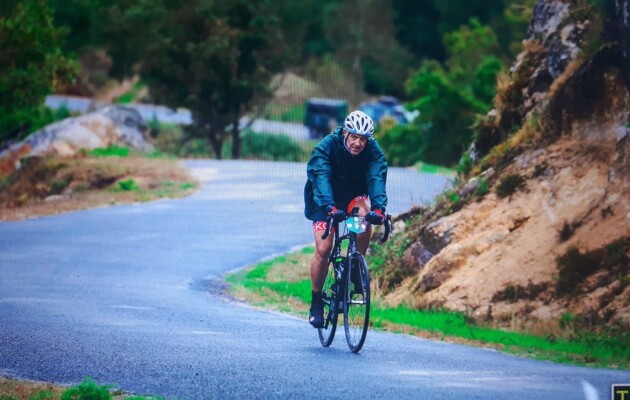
[
  {"xmin": 343, "ymin": 253, "xmax": 370, "ymax": 353},
  {"xmin": 318, "ymin": 260, "xmax": 339, "ymax": 347}
]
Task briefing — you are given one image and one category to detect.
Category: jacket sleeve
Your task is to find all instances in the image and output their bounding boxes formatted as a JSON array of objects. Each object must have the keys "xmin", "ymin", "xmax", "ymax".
[
  {"xmin": 307, "ymin": 139, "xmax": 335, "ymax": 209},
  {"xmin": 365, "ymin": 140, "xmax": 388, "ymax": 211}
]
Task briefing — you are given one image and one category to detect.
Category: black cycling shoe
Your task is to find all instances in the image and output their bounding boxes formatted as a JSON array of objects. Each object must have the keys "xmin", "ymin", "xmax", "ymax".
[{"xmin": 309, "ymin": 299, "xmax": 324, "ymax": 328}]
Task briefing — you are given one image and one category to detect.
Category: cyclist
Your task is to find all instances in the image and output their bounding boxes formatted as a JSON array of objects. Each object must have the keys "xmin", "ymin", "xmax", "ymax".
[{"xmin": 303, "ymin": 110, "xmax": 388, "ymax": 328}]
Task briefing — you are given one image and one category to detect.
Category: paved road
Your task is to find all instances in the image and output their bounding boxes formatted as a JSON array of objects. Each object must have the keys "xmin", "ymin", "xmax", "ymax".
[{"xmin": 0, "ymin": 161, "xmax": 628, "ymax": 399}]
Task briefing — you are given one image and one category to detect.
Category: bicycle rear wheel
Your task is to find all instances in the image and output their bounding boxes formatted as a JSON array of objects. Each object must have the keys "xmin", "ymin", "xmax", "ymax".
[
  {"xmin": 343, "ymin": 253, "xmax": 370, "ymax": 353},
  {"xmin": 318, "ymin": 260, "xmax": 339, "ymax": 347}
]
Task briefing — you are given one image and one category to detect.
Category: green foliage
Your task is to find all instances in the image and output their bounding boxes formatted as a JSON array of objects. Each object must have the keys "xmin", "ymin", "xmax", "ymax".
[
  {"xmin": 1, "ymin": 105, "xmax": 71, "ymax": 143},
  {"xmin": 0, "ymin": 0, "xmax": 76, "ymax": 144},
  {"xmin": 60, "ymin": 377, "xmax": 111, "ymax": 400},
  {"xmin": 89, "ymin": 146, "xmax": 130, "ymax": 158},
  {"xmin": 379, "ymin": 19, "xmax": 503, "ymax": 167},
  {"xmin": 104, "ymin": 0, "xmax": 286, "ymax": 159},
  {"xmin": 496, "ymin": 173, "xmax": 525, "ymax": 198},
  {"xmin": 50, "ymin": 176, "xmax": 72, "ymax": 195},
  {"xmin": 29, "ymin": 390, "xmax": 54, "ymax": 400},
  {"xmin": 456, "ymin": 152, "xmax": 473, "ymax": 177},
  {"xmin": 476, "ymin": 178, "xmax": 489, "ymax": 197},
  {"xmin": 116, "ymin": 81, "xmax": 146, "ymax": 104},
  {"xmin": 415, "ymin": 162, "xmax": 456, "ymax": 176},
  {"xmin": 49, "ymin": 0, "xmax": 109, "ymax": 53},
  {"xmin": 227, "ymin": 131, "xmax": 308, "ymax": 162},
  {"xmin": 117, "ymin": 179, "xmax": 139, "ymax": 192}
]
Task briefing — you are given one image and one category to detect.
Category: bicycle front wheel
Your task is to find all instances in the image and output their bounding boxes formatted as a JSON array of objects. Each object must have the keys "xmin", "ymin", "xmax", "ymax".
[
  {"xmin": 343, "ymin": 253, "xmax": 370, "ymax": 353},
  {"xmin": 318, "ymin": 260, "xmax": 339, "ymax": 347}
]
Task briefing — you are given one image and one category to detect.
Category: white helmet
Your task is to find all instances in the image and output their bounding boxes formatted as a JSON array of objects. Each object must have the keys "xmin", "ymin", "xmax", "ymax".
[{"xmin": 344, "ymin": 110, "xmax": 374, "ymax": 137}]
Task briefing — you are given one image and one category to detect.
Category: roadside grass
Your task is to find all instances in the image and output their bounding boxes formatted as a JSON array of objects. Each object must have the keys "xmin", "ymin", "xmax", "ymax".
[
  {"xmin": 225, "ymin": 246, "xmax": 630, "ymax": 369},
  {"xmin": 0, "ymin": 376, "xmax": 161, "ymax": 400},
  {"xmin": 414, "ymin": 161, "xmax": 456, "ymax": 177}
]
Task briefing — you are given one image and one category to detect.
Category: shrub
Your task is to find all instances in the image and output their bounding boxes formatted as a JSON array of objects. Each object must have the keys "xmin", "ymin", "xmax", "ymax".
[
  {"xmin": 456, "ymin": 152, "xmax": 473, "ymax": 178},
  {"xmin": 232, "ymin": 131, "xmax": 307, "ymax": 162},
  {"xmin": 60, "ymin": 377, "xmax": 111, "ymax": 400},
  {"xmin": 556, "ymin": 246, "xmax": 602, "ymax": 294},
  {"xmin": 559, "ymin": 220, "xmax": 581, "ymax": 242},
  {"xmin": 117, "ymin": 179, "xmax": 139, "ymax": 191},
  {"xmin": 476, "ymin": 178, "xmax": 489, "ymax": 197},
  {"xmin": 496, "ymin": 173, "xmax": 525, "ymax": 198}
]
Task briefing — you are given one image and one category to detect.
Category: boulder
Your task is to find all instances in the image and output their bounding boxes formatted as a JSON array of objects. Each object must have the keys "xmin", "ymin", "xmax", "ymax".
[{"xmin": 0, "ymin": 106, "xmax": 153, "ymax": 173}]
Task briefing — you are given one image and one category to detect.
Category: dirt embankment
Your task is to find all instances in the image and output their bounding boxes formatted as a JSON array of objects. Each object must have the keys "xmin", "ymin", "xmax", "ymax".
[{"xmin": 0, "ymin": 155, "xmax": 197, "ymax": 221}]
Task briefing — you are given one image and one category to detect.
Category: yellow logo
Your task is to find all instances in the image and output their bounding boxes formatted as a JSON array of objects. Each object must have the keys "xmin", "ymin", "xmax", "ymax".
[{"xmin": 613, "ymin": 384, "xmax": 630, "ymax": 400}]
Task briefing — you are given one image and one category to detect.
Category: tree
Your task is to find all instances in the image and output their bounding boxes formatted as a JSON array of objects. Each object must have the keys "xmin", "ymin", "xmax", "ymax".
[
  {"xmin": 0, "ymin": 0, "xmax": 75, "ymax": 144},
  {"xmin": 328, "ymin": 0, "xmax": 413, "ymax": 96},
  {"xmin": 49, "ymin": 0, "xmax": 109, "ymax": 54},
  {"xmin": 104, "ymin": 0, "xmax": 286, "ymax": 159},
  {"xmin": 378, "ymin": 19, "xmax": 502, "ymax": 166}
]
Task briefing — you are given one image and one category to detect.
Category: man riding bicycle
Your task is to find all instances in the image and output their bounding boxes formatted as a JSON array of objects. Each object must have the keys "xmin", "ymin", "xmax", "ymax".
[{"xmin": 304, "ymin": 110, "xmax": 388, "ymax": 328}]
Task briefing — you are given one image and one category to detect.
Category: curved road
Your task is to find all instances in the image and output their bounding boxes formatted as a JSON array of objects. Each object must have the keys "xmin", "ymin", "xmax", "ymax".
[{"xmin": 0, "ymin": 161, "xmax": 627, "ymax": 399}]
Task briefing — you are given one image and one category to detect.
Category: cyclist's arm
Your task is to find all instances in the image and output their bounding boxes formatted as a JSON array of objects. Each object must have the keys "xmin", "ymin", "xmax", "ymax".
[
  {"xmin": 307, "ymin": 141, "xmax": 335, "ymax": 209},
  {"xmin": 365, "ymin": 140, "xmax": 388, "ymax": 212}
]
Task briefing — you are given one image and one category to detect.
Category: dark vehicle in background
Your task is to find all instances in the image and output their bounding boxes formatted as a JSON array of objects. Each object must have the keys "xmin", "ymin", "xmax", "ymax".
[
  {"xmin": 359, "ymin": 96, "xmax": 418, "ymax": 126},
  {"xmin": 304, "ymin": 98, "xmax": 348, "ymax": 139}
]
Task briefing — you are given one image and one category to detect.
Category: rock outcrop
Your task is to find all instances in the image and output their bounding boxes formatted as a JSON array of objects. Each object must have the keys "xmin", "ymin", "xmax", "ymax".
[{"xmin": 379, "ymin": 0, "xmax": 630, "ymax": 332}]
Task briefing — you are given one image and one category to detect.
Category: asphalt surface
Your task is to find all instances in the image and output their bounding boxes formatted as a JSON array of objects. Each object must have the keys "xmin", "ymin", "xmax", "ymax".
[{"xmin": 0, "ymin": 160, "xmax": 628, "ymax": 399}]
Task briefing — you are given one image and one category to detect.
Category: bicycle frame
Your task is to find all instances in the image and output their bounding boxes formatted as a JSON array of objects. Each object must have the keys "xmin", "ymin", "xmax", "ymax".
[{"xmin": 317, "ymin": 205, "xmax": 391, "ymax": 351}]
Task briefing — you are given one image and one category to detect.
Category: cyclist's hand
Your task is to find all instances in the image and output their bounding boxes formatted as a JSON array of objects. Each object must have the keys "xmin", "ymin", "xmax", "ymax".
[
  {"xmin": 365, "ymin": 209, "xmax": 386, "ymax": 225},
  {"xmin": 326, "ymin": 205, "xmax": 346, "ymax": 222}
]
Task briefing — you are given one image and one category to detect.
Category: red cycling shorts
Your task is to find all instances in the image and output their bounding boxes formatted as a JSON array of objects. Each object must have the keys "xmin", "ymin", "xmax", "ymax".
[{"xmin": 312, "ymin": 195, "xmax": 370, "ymax": 233}]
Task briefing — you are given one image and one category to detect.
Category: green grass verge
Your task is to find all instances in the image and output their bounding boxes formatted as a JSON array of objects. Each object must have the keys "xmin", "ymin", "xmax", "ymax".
[
  {"xmin": 415, "ymin": 161, "xmax": 456, "ymax": 177},
  {"xmin": 0, "ymin": 376, "xmax": 162, "ymax": 400},
  {"xmin": 225, "ymin": 246, "xmax": 630, "ymax": 369}
]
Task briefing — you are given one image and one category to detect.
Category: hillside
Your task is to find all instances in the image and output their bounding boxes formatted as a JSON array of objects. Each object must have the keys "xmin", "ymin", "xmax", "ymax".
[{"xmin": 376, "ymin": 0, "xmax": 630, "ymax": 336}]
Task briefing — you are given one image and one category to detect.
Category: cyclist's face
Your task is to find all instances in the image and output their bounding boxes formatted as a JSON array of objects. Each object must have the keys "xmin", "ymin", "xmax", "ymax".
[{"xmin": 344, "ymin": 131, "xmax": 368, "ymax": 155}]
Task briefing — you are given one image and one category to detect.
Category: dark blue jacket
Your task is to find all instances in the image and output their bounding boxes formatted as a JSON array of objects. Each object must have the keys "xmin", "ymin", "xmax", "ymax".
[{"xmin": 304, "ymin": 127, "xmax": 388, "ymax": 221}]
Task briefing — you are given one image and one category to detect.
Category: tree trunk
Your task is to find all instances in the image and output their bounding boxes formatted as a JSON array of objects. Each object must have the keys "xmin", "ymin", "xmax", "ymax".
[
  {"xmin": 231, "ymin": 117, "xmax": 241, "ymax": 159},
  {"xmin": 209, "ymin": 134, "xmax": 223, "ymax": 160},
  {"xmin": 615, "ymin": 0, "xmax": 630, "ymax": 90}
]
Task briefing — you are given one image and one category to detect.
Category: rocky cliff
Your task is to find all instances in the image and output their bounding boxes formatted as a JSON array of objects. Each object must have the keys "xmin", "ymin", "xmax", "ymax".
[{"xmin": 377, "ymin": 0, "xmax": 630, "ymax": 335}]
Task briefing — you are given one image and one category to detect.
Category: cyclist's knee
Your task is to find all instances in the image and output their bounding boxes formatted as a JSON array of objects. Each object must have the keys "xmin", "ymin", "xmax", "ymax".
[{"xmin": 315, "ymin": 239, "xmax": 332, "ymax": 259}]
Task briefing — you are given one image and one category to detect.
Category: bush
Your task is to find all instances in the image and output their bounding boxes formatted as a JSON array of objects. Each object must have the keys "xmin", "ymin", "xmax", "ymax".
[
  {"xmin": 60, "ymin": 377, "xmax": 111, "ymax": 400},
  {"xmin": 496, "ymin": 173, "xmax": 525, "ymax": 198},
  {"xmin": 117, "ymin": 179, "xmax": 139, "ymax": 191},
  {"xmin": 556, "ymin": 246, "xmax": 602, "ymax": 294},
  {"xmin": 229, "ymin": 131, "xmax": 307, "ymax": 162}
]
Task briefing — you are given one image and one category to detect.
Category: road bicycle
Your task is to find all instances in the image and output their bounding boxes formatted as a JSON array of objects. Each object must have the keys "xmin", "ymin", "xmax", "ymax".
[{"xmin": 318, "ymin": 207, "xmax": 391, "ymax": 352}]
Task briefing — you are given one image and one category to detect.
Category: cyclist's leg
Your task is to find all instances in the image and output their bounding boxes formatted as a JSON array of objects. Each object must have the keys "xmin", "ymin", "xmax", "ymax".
[
  {"xmin": 346, "ymin": 195, "xmax": 371, "ymax": 255},
  {"xmin": 310, "ymin": 221, "xmax": 334, "ymax": 327},
  {"xmin": 311, "ymin": 221, "xmax": 334, "ymax": 291}
]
